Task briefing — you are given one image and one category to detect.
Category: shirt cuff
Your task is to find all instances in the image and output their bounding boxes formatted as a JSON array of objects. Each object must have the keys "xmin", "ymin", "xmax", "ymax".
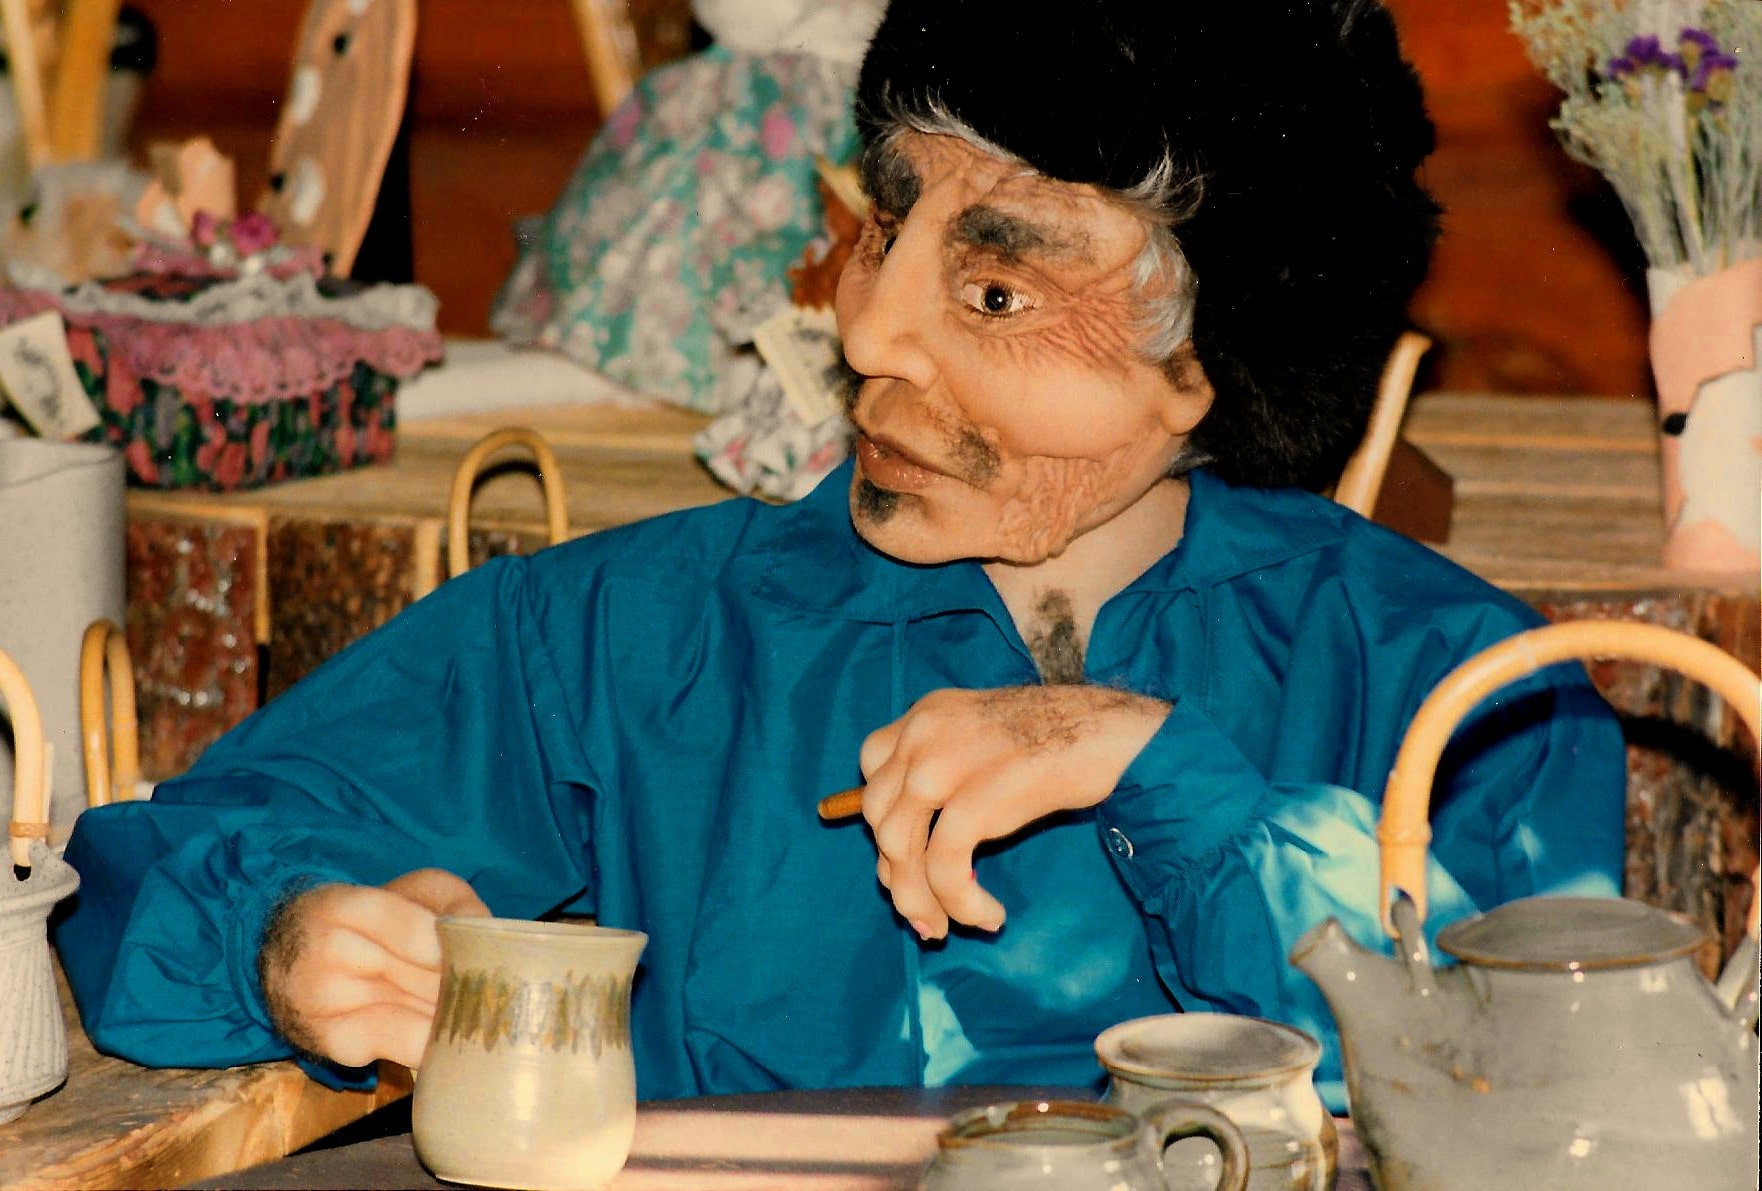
[
  {"xmin": 1098, "ymin": 696, "xmax": 1270, "ymax": 907},
  {"xmin": 226, "ymin": 869, "xmax": 382, "ymax": 1092}
]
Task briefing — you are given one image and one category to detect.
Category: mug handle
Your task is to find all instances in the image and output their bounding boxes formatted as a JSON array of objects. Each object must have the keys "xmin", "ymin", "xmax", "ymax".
[{"xmin": 1141, "ymin": 1101, "xmax": 1249, "ymax": 1191}]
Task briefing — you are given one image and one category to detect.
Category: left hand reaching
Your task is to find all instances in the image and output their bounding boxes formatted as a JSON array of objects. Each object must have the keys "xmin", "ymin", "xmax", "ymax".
[{"xmin": 856, "ymin": 684, "xmax": 1170, "ymax": 940}]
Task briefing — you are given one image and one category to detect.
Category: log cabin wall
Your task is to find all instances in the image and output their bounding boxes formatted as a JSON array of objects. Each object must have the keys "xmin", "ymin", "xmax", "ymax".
[{"xmin": 122, "ymin": 0, "xmax": 1653, "ymax": 400}]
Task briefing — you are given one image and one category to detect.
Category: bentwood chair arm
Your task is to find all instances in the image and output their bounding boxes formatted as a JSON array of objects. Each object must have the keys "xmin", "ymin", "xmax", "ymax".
[
  {"xmin": 79, "ymin": 618, "xmax": 140, "ymax": 808},
  {"xmin": 445, "ymin": 427, "xmax": 571, "ymax": 579}
]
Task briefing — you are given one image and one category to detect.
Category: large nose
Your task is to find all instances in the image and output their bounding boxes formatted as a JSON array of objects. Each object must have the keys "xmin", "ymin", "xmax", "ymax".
[{"xmin": 836, "ymin": 218, "xmax": 940, "ymax": 396}]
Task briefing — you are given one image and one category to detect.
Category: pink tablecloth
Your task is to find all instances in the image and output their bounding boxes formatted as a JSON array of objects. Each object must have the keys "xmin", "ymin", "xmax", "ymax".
[{"xmin": 186, "ymin": 1087, "xmax": 1370, "ymax": 1190}]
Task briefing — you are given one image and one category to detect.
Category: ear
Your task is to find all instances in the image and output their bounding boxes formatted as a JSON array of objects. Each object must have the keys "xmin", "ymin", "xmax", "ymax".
[{"xmin": 1156, "ymin": 340, "xmax": 1215, "ymax": 437}]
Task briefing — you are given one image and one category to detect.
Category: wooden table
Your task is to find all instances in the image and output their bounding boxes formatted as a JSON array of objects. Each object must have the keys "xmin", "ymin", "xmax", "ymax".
[
  {"xmin": 176, "ymin": 1088, "xmax": 1373, "ymax": 1190},
  {"xmin": 0, "ymin": 970, "xmax": 412, "ymax": 1191}
]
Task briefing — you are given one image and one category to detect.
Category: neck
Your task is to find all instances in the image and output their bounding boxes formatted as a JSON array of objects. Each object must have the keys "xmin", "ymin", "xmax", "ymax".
[{"xmin": 983, "ymin": 477, "xmax": 1191, "ymax": 680}]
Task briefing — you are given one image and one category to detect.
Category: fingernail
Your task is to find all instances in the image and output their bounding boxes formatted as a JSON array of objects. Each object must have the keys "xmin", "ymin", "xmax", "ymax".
[{"xmin": 908, "ymin": 918, "xmax": 934, "ymax": 940}]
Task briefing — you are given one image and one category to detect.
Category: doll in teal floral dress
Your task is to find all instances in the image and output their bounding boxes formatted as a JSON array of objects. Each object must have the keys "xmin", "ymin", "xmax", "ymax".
[{"xmin": 492, "ymin": 0, "xmax": 883, "ymax": 438}]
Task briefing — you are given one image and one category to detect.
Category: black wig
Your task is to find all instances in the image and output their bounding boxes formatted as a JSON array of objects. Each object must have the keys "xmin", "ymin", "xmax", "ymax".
[{"xmin": 855, "ymin": 0, "xmax": 1440, "ymax": 491}]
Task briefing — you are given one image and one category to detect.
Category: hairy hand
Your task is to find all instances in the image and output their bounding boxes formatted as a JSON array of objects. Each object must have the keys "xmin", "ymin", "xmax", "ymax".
[
  {"xmin": 858, "ymin": 685, "xmax": 1168, "ymax": 939},
  {"xmin": 258, "ymin": 868, "xmax": 490, "ymax": 1070}
]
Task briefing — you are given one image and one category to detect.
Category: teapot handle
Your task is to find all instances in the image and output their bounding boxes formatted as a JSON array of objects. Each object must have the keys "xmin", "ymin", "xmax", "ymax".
[
  {"xmin": 1, "ymin": 645, "xmax": 48, "ymax": 869},
  {"xmin": 1141, "ymin": 1101, "xmax": 1249, "ymax": 1191},
  {"xmin": 445, "ymin": 427, "xmax": 571, "ymax": 579},
  {"xmin": 1378, "ymin": 620, "xmax": 1761, "ymax": 938}
]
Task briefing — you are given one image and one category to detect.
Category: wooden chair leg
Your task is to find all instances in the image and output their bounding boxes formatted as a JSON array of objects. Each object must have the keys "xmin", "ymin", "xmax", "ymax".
[
  {"xmin": 567, "ymin": 0, "xmax": 640, "ymax": 119},
  {"xmin": 46, "ymin": 0, "xmax": 121, "ymax": 162},
  {"xmin": 1, "ymin": 0, "xmax": 54, "ymax": 170}
]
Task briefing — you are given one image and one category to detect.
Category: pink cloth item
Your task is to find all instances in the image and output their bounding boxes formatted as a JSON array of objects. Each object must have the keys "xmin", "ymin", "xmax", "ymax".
[{"xmin": 0, "ymin": 273, "xmax": 442, "ymax": 406}]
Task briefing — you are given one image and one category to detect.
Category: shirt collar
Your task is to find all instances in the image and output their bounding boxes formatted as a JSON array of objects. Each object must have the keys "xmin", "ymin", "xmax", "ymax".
[{"xmin": 740, "ymin": 459, "xmax": 1347, "ymax": 623}]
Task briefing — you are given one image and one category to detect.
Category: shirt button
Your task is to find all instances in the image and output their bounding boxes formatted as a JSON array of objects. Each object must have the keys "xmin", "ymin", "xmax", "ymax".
[{"xmin": 1106, "ymin": 826, "xmax": 1135, "ymax": 860}]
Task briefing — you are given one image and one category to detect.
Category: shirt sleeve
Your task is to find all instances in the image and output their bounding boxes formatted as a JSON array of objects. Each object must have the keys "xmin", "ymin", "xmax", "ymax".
[
  {"xmin": 53, "ymin": 555, "xmax": 601, "ymax": 1086},
  {"xmin": 1097, "ymin": 653, "xmax": 1626, "ymax": 1113}
]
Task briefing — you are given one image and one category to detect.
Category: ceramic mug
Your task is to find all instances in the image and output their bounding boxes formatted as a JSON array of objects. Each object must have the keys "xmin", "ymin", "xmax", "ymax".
[
  {"xmin": 411, "ymin": 917, "xmax": 647, "ymax": 1190},
  {"xmin": 920, "ymin": 1098, "xmax": 1249, "ymax": 1190},
  {"xmin": 1097, "ymin": 1013, "xmax": 1336, "ymax": 1191}
]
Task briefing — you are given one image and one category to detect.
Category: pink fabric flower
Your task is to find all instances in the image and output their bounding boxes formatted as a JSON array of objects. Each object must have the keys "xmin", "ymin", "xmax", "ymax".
[
  {"xmin": 231, "ymin": 212, "xmax": 279, "ymax": 256},
  {"xmin": 214, "ymin": 442, "xmax": 247, "ymax": 489},
  {"xmin": 196, "ymin": 422, "xmax": 227, "ymax": 472},
  {"xmin": 364, "ymin": 411, "xmax": 395, "ymax": 460},
  {"xmin": 761, "ymin": 106, "xmax": 797, "ymax": 159},
  {"xmin": 191, "ymin": 210, "xmax": 220, "ymax": 248},
  {"xmin": 104, "ymin": 354, "xmax": 143, "ymax": 416},
  {"xmin": 608, "ymin": 97, "xmax": 645, "ymax": 150},
  {"xmin": 124, "ymin": 439, "xmax": 159, "ymax": 485},
  {"xmin": 67, "ymin": 328, "xmax": 104, "ymax": 375}
]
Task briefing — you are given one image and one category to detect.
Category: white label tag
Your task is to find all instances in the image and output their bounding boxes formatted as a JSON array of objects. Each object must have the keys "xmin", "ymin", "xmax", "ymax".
[
  {"xmin": 0, "ymin": 311, "xmax": 103, "ymax": 439},
  {"xmin": 752, "ymin": 304, "xmax": 848, "ymax": 429}
]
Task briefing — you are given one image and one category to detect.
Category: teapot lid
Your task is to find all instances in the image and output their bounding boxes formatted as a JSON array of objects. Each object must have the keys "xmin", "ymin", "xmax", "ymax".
[{"xmin": 1436, "ymin": 896, "xmax": 1708, "ymax": 971}]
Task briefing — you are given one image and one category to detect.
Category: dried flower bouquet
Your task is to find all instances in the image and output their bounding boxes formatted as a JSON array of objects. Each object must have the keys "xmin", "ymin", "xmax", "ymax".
[
  {"xmin": 1510, "ymin": 0, "xmax": 1760, "ymax": 276},
  {"xmin": 1511, "ymin": 0, "xmax": 1761, "ymax": 573}
]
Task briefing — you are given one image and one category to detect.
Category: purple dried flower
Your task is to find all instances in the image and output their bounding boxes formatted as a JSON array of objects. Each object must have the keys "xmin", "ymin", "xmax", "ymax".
[
  {"xmin": 1688, "ymin": 52, "xmax": 1735, "ymax": 93},
  {"xmin": 1678, "ymin": 27, "xmax": 1720, "ymax": 55},
  {"xmin": 1688, "ymin": 50, "xmax": 1740, "ymax": 104},
  {"xmin": 1625, "ymin": 34, "xmax": 1666, "ymax": 66}
]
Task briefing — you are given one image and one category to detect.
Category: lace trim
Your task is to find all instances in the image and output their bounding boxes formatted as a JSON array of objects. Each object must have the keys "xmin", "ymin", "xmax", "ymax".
[{"xmin": 0, "ymin": 273, "xmax": 443, "ymax": 405}]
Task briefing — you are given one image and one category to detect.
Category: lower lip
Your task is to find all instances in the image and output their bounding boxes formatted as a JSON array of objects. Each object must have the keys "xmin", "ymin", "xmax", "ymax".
[{"xmin": 856, "ymin": 436, "xmax": 941, "ymax": 491}]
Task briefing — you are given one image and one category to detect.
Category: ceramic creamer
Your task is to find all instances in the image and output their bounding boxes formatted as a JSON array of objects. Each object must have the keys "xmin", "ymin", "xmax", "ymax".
[
  {"xmin": 920, "ymin": 1098, "xmax": 1250, "ymax": 1191},
  {"xmin": 1099, "ymin": 1013, "xmax": 1335, "ymax": 1190}
]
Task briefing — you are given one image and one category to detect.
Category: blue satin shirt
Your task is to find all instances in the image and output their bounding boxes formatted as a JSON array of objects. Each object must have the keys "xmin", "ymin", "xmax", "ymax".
[{"xmin": 54, "ymin": 462, "xmax": 1625, "ymax": 1110}]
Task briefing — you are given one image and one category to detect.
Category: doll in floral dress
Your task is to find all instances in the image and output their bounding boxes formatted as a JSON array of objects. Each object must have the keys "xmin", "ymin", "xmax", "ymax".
[{"xmin": 491, "ymin": 0, "xmax": 884, "ymax": 438}]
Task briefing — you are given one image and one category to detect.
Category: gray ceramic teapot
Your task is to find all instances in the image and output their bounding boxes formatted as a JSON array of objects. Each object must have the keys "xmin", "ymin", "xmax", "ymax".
[{"xmin": 1290, "ymin": 621, "xmax": 1759, "ymax": 1190}]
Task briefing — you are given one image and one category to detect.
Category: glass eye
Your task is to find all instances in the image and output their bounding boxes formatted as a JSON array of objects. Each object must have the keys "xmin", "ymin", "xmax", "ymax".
[{"xmin": 961, "ymin": 282, "xmax": 1032, "ymax": 317}]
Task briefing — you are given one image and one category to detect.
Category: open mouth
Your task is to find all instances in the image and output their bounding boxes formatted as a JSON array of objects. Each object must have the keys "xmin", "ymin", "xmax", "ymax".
[{"xmin": 854, "ymin": 434, "xmax": 943, "ymax": 491}]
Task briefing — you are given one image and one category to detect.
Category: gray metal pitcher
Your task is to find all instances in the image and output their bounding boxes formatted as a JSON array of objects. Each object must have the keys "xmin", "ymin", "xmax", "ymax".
[{"xmin": 1291, "ymin": 620, "xmax": 1759, "ymax": 1190}]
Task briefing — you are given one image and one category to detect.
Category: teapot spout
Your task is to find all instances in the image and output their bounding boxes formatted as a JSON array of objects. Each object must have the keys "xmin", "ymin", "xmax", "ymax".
[
  {"xmin": 1290, "ymin": 915, "xmax": 1432, "ymax": 1046},
  {"xmin": 1713, "ymin": 935, "xmax": 1760, "ymax": 1030}
]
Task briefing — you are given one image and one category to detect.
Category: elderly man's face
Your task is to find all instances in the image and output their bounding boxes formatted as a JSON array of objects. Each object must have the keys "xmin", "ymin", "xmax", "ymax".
[{"xmin": 834, "ymin": 132, "xmax": 1213, "ymax": 566}]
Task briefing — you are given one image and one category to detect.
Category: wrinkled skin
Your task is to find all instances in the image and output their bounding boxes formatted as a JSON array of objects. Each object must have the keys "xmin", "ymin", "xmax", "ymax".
[{"xmin": 837, "ymin": 132, "xmax": 1216, "ymax": 938}]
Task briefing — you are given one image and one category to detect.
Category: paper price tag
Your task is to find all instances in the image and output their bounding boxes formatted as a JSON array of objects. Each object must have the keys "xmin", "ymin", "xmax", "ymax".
[
  {"xmin": 0, "ymin": 311, "xmax": 102, "ymax": 439},
  {"xmin": 752, "ymin": 304, "xmax": 849, "ymax": 429}
]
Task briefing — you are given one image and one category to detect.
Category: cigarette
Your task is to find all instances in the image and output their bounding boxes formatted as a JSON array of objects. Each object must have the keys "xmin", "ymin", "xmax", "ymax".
[{"xmin": 817, "ymin": 787, "xmax": 864, "ymax": 820}]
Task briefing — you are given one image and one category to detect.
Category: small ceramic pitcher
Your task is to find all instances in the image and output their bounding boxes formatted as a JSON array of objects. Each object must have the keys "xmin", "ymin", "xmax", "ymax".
[
  {"xmin": 1, "ymin": 647, "xmax": 81, "ymax": 1125},
  {"xmin": 1098, "ymin": 1013, "xmax": 1336, "ymax": 1191},
  {"xmin": 411, "ymin": 917, "xmax": 647, "ymax": 1190},
  {"xmin": 920, "ymin": 1099, "xmax": 1249, "ymax": 1191}
]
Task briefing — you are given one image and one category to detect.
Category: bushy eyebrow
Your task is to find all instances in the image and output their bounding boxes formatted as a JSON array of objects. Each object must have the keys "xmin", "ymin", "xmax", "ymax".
[
  {"xmin": 950, "ymin": 205, "xmax": 1091, "ymax": 264},
  {"xmin": 860, "ymin": 138, "xmax": 921, "ymax": 219}
]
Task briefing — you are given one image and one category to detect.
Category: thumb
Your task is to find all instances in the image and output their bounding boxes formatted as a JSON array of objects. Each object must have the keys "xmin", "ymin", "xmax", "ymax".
[{"xmin": 383, "ymin": 868, "xmax": 492, "ymax": 918}]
